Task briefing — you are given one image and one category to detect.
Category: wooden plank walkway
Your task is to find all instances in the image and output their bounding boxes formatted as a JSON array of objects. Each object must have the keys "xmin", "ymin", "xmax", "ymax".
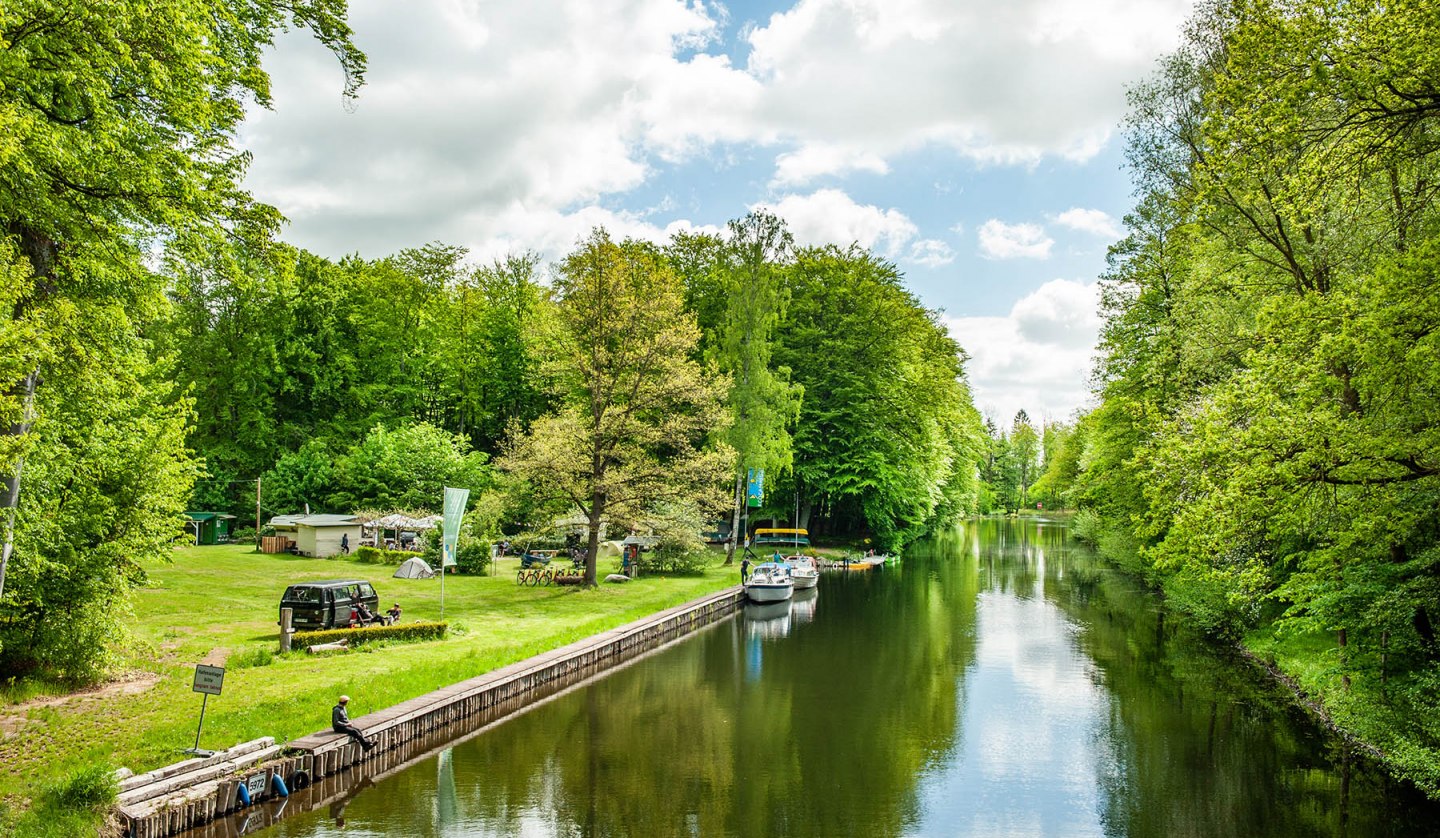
[{"xmin": 118, "ymin": 585, "xmax": 744, "ymax": 838}]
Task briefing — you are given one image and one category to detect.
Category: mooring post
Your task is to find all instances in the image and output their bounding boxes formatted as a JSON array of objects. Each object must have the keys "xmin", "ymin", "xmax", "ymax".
[{"xmin": 280, "ymin": 607, "xmax": 293, "ymax": 653}]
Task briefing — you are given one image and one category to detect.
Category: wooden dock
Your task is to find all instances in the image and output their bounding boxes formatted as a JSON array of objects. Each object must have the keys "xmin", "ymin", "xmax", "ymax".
[{"xmin": 118, "ymin": 585, "xmax": 744, "ymax": 837}]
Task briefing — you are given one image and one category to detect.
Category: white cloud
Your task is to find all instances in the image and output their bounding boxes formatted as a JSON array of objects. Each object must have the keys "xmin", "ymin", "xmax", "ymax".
[
  {"xmin": 908, "ymin": 238, "xmax": 955, "ymax": 268},
  {"xmin": 1054, "ymin": 207, "xmax": 1123, "ymax": 239},
  {"xmin": 977, "ymin": 220, "xmax": 1053, "ymax": 260},
  {"xmin": 947, "ymin": 279, "xmax": 1101, "ymax": 422},
  {"xmin": 746, "ymin": 0, "xmax": 1191, "ymax": 167},
  {"xmin": 238, "ymin": 0, "xmax": 1190, "ymax": 262},
  {"xmin": 770, "ymin": 144, "xmax": 890, "ymax": 187},
  {"xmin": 764, "ymin": 189, "xmax": 918, "ymax": 257}
]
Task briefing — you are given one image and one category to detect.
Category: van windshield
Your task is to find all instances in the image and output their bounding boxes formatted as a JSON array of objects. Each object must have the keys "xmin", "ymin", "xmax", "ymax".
[{"xmin": 283, "ymin": 586, "xmax": 322, "ymax": 603}]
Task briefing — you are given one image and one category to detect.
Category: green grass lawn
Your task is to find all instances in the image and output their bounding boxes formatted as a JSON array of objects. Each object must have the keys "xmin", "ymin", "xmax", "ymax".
[{"xmin": 0, "ymin": 544, "xmax": 739, "ymax": 810}]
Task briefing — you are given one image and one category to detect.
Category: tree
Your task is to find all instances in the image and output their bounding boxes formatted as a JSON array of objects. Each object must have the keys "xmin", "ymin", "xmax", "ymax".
[
  {"xmin": 776, "ymin": 245, "xmax": 982, "ymax": 547},
  {"xmin": 0, "ymin": 0, "xmax": 364, "ymax": 677},
  {"xmin": 1010, "ymin": 410, "xmax": 1039, "ymax": 509},
  {"xmin": 714, "ymin": 211, "xmax": 802, "ymax": 564},
  {"xmin": 500, "ymin": 231, "xmax": 733, "ymax": 586}
]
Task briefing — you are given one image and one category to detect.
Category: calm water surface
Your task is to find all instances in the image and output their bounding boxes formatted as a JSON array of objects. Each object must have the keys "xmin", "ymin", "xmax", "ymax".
[{"xmin": 258, "ymin": 519, "xmax": 1437, "ymax": 837}]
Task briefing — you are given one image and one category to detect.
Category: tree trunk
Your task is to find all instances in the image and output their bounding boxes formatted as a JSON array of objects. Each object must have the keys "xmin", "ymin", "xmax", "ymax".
[
  {"xmin": 585, "ymin": 491, "xmax": 604, "ymax": 587},
  {"xmin": 724, "ymin": 472, "xmax": 743, "ymax": 566},
  {"xmin": 1, "ymin": 224, "xmax": 58, "ymax": 603},
  {"xmin": 1338, "ymin": 628, "xmax": 1350, "ymax": 691}
]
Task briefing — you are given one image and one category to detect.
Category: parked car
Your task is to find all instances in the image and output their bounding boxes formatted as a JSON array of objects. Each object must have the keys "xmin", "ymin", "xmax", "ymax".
[{"xmin": 279, "ymin": 579, "xmax": 380, "ymax": 631}]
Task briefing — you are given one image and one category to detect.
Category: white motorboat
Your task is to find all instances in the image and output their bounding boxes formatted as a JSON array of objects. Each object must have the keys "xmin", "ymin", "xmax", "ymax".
[
  {"xmin": 783, "ymin": 555, "xmax": 820, "ymax": 589},
  {"xmin": 744, "ymin": 562, "xmax": 794, "ymax": 602}
]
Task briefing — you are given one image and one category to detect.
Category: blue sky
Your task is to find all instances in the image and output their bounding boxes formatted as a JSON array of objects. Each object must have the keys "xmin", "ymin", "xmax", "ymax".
[{"xmin": 239, "ymin": 0, "xmax": 1194, "ymax": 422}]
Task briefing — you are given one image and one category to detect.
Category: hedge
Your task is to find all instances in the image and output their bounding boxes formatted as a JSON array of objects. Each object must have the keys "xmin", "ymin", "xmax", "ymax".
[
  {"xmin": 291, "ymin": 620, "xmax": 448, "ymax": 650},
  {"xmin": 351, "ymin": 545, "xmax": 414, "ymax": 565}
]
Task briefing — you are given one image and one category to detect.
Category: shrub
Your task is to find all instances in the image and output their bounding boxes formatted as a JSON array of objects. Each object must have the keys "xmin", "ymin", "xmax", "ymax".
[
  {"xmin": 353, "ymin": 545, "xmax": 411, "ymax": 565},
  {"xmin": 291, "ymin": 620, "xmax": 447, "ymax": 650},
  {"xmin": 455, "ymin": 542, "xmax": 491, "ymax": 574},
  {"xmin": 1071, "ymin": 508, "xmax": 1101, "ymax": 545},
  {"xmin": 229, "ymin": 526, "xmax": 257, "ymax": 545},
  {"xmin": 644, "ymin": 545, "xmax": 709, "ymax": 575}
]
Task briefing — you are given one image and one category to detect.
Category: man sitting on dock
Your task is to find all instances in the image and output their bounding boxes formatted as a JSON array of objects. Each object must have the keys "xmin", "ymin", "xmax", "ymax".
[{"xmin": 332, "ymin": 695, "xmax": 374, "ymax": 751}]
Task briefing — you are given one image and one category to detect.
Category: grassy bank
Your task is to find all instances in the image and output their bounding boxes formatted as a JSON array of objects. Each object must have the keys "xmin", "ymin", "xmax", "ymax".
[
  {"xmin": 1244, "ymin": 627, "xmax": 1440, "ymax": 796},
  {"xmin": 0, "ymin": 544, "xmax": 738, "ymax": 831}
]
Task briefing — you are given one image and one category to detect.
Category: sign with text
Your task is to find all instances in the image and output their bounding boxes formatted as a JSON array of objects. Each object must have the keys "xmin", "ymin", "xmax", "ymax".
[
  {"xmin": 746, "ymin": 469, "xmax": 765, "ymax": 508},
  {"xmin": 192, "ymin": 664, "xmax": 225, "ymax": 696}
]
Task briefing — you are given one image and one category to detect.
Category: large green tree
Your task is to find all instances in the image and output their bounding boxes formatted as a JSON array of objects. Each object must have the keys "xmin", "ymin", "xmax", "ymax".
[
  {"xmin": 500, "ymin": 230, "xmax": 733, "ymax": 585},
  {"xmin": 1079, "ymin": 0, "xmax": 1440, "ymax": 792},
  {"xmin": 0, "ymin": 0, "xmax": 363, "ymax": 676},
  {"xmin": 714, "ymin": 211, "xmax": 802, "ymax": 564}
]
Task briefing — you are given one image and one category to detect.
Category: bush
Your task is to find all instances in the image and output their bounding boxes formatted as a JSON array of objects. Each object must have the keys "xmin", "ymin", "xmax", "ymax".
[
  {"xmin": 228, "ymin": 526, "xmax": 257, "ymax": 545},
  {"xmin": 455, "ymin": 542, "xmax": 491, "ymax": 574},
  {"xmin": 292, "ymin": 620, "xmax": 447, "ymax": 650},
  {"xmin": 643, "ymin": 545, "xmax": 709, "ymax": 575},
  {"xmin": 353, "ymin": 545, "xmax": 411, "ymax": 565},
  {"xmin": 1071, "ymin": 508, "xmax": 1101, "ymax": 545}
]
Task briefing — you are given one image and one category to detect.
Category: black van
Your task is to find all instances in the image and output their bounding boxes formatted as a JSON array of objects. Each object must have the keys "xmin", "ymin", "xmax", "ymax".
[{"xmin": 279, "ymin": 579, "xmax": 380, "ymax": 631}]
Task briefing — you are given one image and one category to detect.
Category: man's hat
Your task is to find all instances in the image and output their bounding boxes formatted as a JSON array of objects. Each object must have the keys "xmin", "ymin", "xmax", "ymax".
[{"xmin": 339, "ymin": 695, "xmax": 350, "ymax": 703}]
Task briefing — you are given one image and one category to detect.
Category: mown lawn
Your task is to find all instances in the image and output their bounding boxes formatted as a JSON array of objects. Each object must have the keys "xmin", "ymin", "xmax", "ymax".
[{"xmin": 0, "ymin": 544, "xmax": 738, "ymax": 811}]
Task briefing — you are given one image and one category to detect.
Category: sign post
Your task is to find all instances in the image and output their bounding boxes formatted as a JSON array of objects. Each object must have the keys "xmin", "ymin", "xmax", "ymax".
[
  {"xmin": 440, "ymin": 486, "xmax": 470, "ymax": 621},
  {"xmin": 187, "ymin": 664, "xmax": 224, "ymax": 757}
]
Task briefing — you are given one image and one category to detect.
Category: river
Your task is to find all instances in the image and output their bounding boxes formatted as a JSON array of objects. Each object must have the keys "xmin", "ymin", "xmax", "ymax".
[{"xmin": 253, "ymin": 517, "xmax": 1437, "ymax": 837}]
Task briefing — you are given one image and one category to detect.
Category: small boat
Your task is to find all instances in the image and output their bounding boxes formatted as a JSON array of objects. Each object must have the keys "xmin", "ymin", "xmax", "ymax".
[
  {"xmin": 783, "ymin": 555, "xmax": 820, "ymax": 589},
  {"xmin": 744, "ymin": 562, "xmax": 795, "ymax": 602}
]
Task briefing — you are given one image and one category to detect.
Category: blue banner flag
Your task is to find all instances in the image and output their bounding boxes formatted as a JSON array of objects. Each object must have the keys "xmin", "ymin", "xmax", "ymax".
[{"xmin": 746, "ymin": 469, "xmax": 764, "ymax": 508}]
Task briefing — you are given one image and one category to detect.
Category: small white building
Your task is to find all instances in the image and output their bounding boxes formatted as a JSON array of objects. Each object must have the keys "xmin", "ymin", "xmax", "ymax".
[{"xmin": 268, "ymin": 514, "xmax": 362, "ymax": 558}]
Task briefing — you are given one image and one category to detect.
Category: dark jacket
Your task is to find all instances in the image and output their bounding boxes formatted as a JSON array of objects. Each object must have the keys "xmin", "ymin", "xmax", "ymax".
[{"xmin": 332, "ymin": 703, "xmax": 350, "ymax": 728}]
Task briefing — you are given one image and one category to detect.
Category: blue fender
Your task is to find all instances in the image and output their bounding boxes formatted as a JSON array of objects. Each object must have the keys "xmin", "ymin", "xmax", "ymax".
[
  {"xmin": 271, "ymin": 773, "xmax": 289, "ymax": 797},
  {"xmin": 236, "ymin": 782, "xmax": 251, "ymax": 807}
]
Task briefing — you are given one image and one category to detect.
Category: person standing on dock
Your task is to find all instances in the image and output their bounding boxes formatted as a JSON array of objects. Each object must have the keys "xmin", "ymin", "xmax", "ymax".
[
  {"xmin": 332, "ymin": 695, "xmax": 374, "ymax": 751},
  {"xmin": 740, "ymin": 557, "xmax": 751, "ymax": 582}
]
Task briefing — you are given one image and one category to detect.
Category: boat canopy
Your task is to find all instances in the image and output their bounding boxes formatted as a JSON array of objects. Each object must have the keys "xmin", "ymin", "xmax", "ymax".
[{"xmin": 751, "ymin": 527, "xmax": 809, "ymax": 546}]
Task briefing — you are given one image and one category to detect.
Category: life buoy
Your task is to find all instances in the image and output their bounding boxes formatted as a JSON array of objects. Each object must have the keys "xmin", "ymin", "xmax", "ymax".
[{"xmin": 289, "ymin": 768, "xmax": 311, "ymax": 790}]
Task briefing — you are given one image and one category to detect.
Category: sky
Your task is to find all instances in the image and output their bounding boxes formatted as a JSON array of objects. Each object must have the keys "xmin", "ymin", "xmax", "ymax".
[{"xmin": 238, "ymin": 0, "xmax": 1195, "ymax": 425}]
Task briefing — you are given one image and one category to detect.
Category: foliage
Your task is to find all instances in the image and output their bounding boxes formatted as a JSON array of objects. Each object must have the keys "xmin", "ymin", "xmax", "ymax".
[
  {"xmin": 454, "ymin": 542, "xmax": 491, "ymax": 575},
  {"xmin": 291, "ymin": 620, "xmax": 448, "ymax": 650},
  {"xmin": 0, "ymin": 0, "xmax": 364, "ymax": 683},
  {"xmin": 642, "ymin": 502, "xmax": 712, "ymax": 575},
  {"xmin": 710, "ymin": 211, "xmax": 803, "ymax": 560},
  {"xmin": 500, "ymin": 230, "xmax": 734, "ymax": 585},
  {"xmin": 775, "ymin": 246, "xmax": 984, "ymax": 548},
  {"xmin": 1071, "ymin": 0, "xmax": 1440, "ymax": 793},
  {"xmin": 352, "ymin": 545, "xmax": 412, "ymax": 566},
  {"xmin": 328, "ymin": 422, "xmax": 492, "ymax": 512}
]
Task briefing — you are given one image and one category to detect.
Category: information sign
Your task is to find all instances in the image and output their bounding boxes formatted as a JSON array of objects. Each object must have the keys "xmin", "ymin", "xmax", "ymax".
[{"xmin": 193, "ymin": 664, "xmax": 225, "ymax": 696}]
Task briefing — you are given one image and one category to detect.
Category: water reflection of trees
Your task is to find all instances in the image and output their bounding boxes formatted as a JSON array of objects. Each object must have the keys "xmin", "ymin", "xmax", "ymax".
[
  {"xmin": 313, "ymin": 555, "xmax": 981, "ymax": 836},
  {"xmin": 258, "ymin": 518, "xmax": 1439, "ymax": 837},
  {"xmin": 978, "ymin": 517, "xmax": 1436, "ymax": 838}
]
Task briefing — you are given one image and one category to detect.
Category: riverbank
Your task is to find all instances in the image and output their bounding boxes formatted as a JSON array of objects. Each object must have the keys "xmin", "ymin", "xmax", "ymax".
[
  {"xmin": 1079, "ymin": 529, "xmax": 1440, "ymax": 799},
  {"xmin": 0, "ymin": 544, "xmax": 739, "ymax": 835}
]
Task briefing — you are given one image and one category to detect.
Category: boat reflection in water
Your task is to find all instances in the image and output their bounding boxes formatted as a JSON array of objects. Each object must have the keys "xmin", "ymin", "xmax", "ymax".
[
  {"xmin": 742, "ymin": 600, "xmax": 792, "ymax": 638},
  {"xmin": 789, "ymin": 586, "xmax": 818, "ymax": 624}
]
